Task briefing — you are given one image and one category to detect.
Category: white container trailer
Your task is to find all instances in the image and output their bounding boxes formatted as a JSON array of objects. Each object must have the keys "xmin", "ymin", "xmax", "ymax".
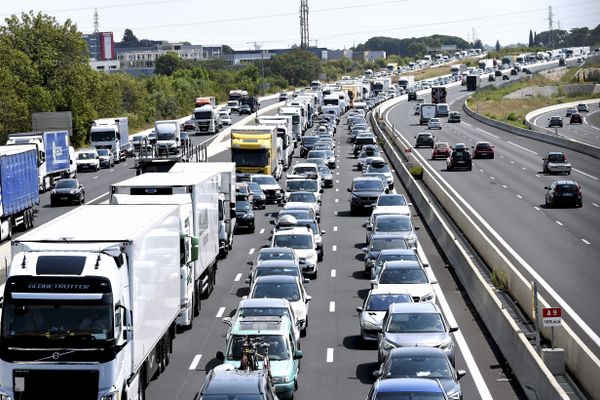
[
  {"xmin": 258, "ymin": 116, "xmax": 294, "ymax": 169},
  {"xmin": 110, "ymin": 172, "xmax": 220, "ymax": 328},
  {"xmin": 1, "ymin": 204, "xmax": 180, "ymax": 400},
  {"xmin": 169, "ymin": 162, "xmax": 236, "ymax": 258}
]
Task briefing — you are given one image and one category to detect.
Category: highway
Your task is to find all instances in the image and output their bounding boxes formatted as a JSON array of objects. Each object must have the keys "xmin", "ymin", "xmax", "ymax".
[
  {"xmin": 385, "ymin": 74, "xmax": 600, "ymax": 354},
  {"xmin": 144, "ymin": 113, "xmax": 525, "ymax": 400},
  {"xmin": 531, "ymin": 102, "xmax": 600, "ymax": 147}
]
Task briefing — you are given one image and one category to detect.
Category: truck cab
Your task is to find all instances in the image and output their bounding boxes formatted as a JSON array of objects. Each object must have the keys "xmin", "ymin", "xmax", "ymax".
[{"xmin": 155, "ymin": 120, "xmax": 181, "ymax": 155}]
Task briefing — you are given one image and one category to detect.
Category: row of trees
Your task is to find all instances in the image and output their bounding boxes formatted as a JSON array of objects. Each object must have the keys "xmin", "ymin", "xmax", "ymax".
[
  {"xmin": 354, "ymin": 35, "xmax": 473, "ymax": 57},
  {"xmin": 528, "ymin": 25, "xmax": 600, "ymax": 49}
]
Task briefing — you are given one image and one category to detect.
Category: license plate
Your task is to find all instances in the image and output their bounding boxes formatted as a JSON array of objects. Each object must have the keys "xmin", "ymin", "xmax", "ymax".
[{"xmin": 562, "ymin": 193, "xmax": 574, "ymax": 197}]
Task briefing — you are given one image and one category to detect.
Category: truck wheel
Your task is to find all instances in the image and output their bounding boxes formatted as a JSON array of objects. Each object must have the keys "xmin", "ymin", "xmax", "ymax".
[{"xmin": 7, "ymin": 219, "xmax": 13, "ymax": 240}]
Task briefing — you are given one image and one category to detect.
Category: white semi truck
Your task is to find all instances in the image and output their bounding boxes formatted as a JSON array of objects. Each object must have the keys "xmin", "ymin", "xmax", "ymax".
[
  {"xmin": 90, "ymin": 117, "xmax": 130, "ymax": 162},
  {"xmin": 278, "ymin": 106, "xmax": 304, "ymax": 142},
  {"xmin": 258, "ymin": 115, "xmax": 294, "ymax": 169},
  {"xmin": 169, "ymin": 162, "xmax": 236, "ymax": 258},
  {"xmin": 110, "ymin": 172, "xmax": 220, "ymax": 329},
  {"xmin": 1, "ymin": 204, "xmax": 180, "ymax": 400}
]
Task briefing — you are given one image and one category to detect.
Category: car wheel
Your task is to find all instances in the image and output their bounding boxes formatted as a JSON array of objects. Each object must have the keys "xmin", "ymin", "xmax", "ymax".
[{"xmin": 545, "ymin": 198, "xmax": 550, "ymax": 208}]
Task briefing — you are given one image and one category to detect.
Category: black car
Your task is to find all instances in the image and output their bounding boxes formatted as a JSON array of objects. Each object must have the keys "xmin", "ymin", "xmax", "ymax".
[
  {"xmin": 50, "ymin": 178, "xmax": 85, "ymax": 206},
  {"xmin": 494, "ymin": 70, "xmax": 502, "ymax": 77},
  {"xmin": 414, "ymin": 133, "xmax": 435, "ymax": 148},
  {"xmin": 181, "ymin": 120, "xmax": 200, "ymax": 135},
  {"xmin": 448, "ymin": 111, "xmax": 461, "ymax": 123},
  {"xmin": 570, "ymin": 113, "xmax": 583, "ymax": 124},
  {"xmin": 235, "ymin": 200, "xmax": 255, "ymax": 232},
  {"xmin": 510, "ymin": 69, "xmax": 518, "ymax": 75},
  {"xmin": 447, "ymin": 147, "xmax": 472, "ymax": 171},
  {"xmin": 502, "ymin": 74, "xmax": 510, "ymax": 80},
  {"xmin": 407, "ymin": 92, "xmax": 417, "ymax": 101},
  {"xmin": 300, "ymin": 136, "xmax": 321, "ymax": 157},
  {"xmin": 488, "ymin": 74, "xmax": 495, "ymax": 82},
  {"xmin": 247, "ymin": 181, "xmax": 267, "ymax": 209},
  {"xmin": 239, "ymin": 104, "xmax": 252, "ymax": 115},
  {"xmin": 348, "ymin": 177, "xmax": 387, "ymax": 214},
  {"xmin": 545, "ymin": 180, "xmax": 583, "ymax": 208},
  {"xmin": 194, "ymin": 368, "xmax": 277, "ymax": 400},
  {"xmin": 548, "ymin": 116, "xmax": 563, "ymax": 128}
]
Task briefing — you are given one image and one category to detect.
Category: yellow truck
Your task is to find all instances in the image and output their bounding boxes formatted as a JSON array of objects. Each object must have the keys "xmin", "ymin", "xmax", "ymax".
[{"xmin": 230, "ymin": 125, "xmax": 281, "ymax": 179}]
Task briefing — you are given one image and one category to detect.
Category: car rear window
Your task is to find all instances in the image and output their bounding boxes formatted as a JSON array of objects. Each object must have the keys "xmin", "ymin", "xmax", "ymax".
[
  {"xmin": 558, "ymin": 184, "xmax": 577, "ymax": 192},
  {"xmin": 476, "ymin": 143, "xmax": 492, "ymax": 149},
  {"xmin": 548, "ymin": 154, "xmax": 565, "ymax": 162}
]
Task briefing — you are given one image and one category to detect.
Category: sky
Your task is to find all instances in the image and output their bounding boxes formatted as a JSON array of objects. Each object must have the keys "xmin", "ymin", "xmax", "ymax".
[{"xmin": 1, "ymin": 0, "xmax": 598, "ymax": 50}]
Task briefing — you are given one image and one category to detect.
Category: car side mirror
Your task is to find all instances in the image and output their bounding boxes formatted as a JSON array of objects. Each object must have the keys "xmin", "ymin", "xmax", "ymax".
[
  {"xmin": 247, "ymin": 261, "xmax": 254, "ymax": 266},
  {"xmin": 369, "ymin": 279, "xmax": 377, "ymax": 288},
  {"xmin": 244, "ymin": 278, "xmax": 250, "ymax": 284},
  {"xmin": 222, "ymin": 317, "xmax": 232, "ymax": 327},
  {"xmin": 356, "ymin": 306, "xmax": 363, "ymax": 313},
  {"xmin": 457, "ymin": 370, "xmax": 467, "ymax": 379},
  {"xmin": 347, "ymin": 188, "xmax": 351, "ymax": 192},
  {"xmin": 414, "ymin": 226, "xmax": 420, "ymax": 231},
  {"xmin": 450, "ymin": 326, "xmax": 459, "ymax": 333},
  {"xmin": 361, "ymin": 247, "xmax": 368, "ymax": 253},
  {"xmin": 305, "ymin": 295, "xmax": 312, "ymax": 302},
  {"xmin": 544, "ymin": 186, "xmax": 549, "ymax": 190},
  {"xmin": 372, "ymin": 370, "xmax": 381, "ymax": 378},
  {"xmin": 303, "ymin": 278, "xmax": 310, "ymax": 284},
  {"xmin": 366, "ymin": 226, "xmax": 372, "ymax": 231},
  {"xmin": 216, "ymin": 351, "xmax": 225, "ymax": 361},
  {"xmin": 293, "ymin": 350, "xmax": 303, "ymax": 360},
  {"xmin": 320, "ymin": 230, "xmax": 326, "ymax": 235}
]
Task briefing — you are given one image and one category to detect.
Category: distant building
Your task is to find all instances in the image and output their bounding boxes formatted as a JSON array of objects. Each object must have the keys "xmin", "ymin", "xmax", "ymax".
[
  {"xmin": 223, "ymin": 47, "xmax": 330, "ymax": 65},
  {"xmin": 83, "ymin": 32, "xmax": 115, "ymax": 61},
  {"xmin": 352, "ymin": 51, "xmax": 387, "ymax": 62},
  {"xmin": 83, "ymin": 33, "xmax": 100, "ymax": 60},
  {"xmin": 90, "ymin": 59, "xmax": 120, "ymax": 73}
]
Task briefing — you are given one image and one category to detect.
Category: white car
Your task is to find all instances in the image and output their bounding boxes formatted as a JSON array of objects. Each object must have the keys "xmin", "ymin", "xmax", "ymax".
[
  {"xmin": 286, "ymin": 191, "xmax": 321, "ymax": 217},
  {"xmin": 75, "ymin": 149, "xmax": 100, "ymax": 172},
  {"xmin": 219, "ymin": 113, "xmax": 232, "ymax": 125},
  {"xmin": 370, "ymin": 260, "xmax": 437, "ymax": 303},
  {"xmin": 428, "ymin": 118, "xmax": 442, "ymax": 129},
  {"xmin": 373, "ymin": 194, "xmax": 411, "ymax": 216},
  {"xmin": 249, "ymin": 275, "xmax": 311, "ymax": 335},
  {"xmin": 357, "ymin": 288, "xmax": 413, "ymax": 341},
  {"xmin": 272, "ymin": 224, "xmax": 319, "ymax": 278}
]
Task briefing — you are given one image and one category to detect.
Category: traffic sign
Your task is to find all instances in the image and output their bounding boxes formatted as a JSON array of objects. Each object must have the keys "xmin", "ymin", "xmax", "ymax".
[{"xmin": 542, "ymin": 307, "xmax": 562, "ymax": 327}]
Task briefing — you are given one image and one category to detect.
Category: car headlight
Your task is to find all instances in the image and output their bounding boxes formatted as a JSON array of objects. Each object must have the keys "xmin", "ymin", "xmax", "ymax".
[
  {"xmin": 361, "ymin": 319, "xmax": 379, "ymax": 330},
  {"xmin": 420, "ymin": 292, "xmax": 435, "ymax": 302},
  {"xmin": 447, "ymin": 388, "xmax": 462, "ymax": 400},
  {"xmin": 439, "ymin": 340, "xmax": 454, "ymax": 350},
  {"xmin": 271, "ymin": 375, "xmax": 291, "ymax": 384},
  {"xmin": 306, "ymin": 252, "xmax": 317, "ymax": 265},
  {"xmin": 382, "ymin": 339, "xmax": 396, "ymax": 350},
  {"xmin": 70, "ymin": 189, "xmax": 77, "ymax": 194}
]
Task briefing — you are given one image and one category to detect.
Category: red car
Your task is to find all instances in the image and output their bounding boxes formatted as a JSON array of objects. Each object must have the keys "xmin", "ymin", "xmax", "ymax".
[
  {"xmin": 431, "ymin": 142, "xmax": 451, "ymax": 160},
  {"xmin": 472, "ymin": 141, "xmax": 495, "ymax": 159}
]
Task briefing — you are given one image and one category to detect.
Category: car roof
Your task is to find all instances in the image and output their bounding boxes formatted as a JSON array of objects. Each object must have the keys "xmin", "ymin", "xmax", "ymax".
[
  {"xmin": 258, "ymin": 247, "xmax": 295, "ymax": 255},
  {"xmin": 383, "ymin": 260, "xmax": 422, "ymax": 269},
  {"xmin": 239, "ymin": 297, "xmax": 291, "ymax": 308},
  {"xmin": 369, "ymin": 287, "xmax": 412, "ymax": 296},
  {"xmin": 371, "ymin": 233, "xmax": 409, "ymax": 240},
  {"xmin": 375, "ymin": 377, "xmax": 445, "ymax": 393},
  {"xmin": 254, "ymin": 275, "xmax": 298, "ymax": 284},
  {"xmin": 202, "ymin": 368, "xmax": 267, "ymax": 395},
  {"xmin": 387, "ymin": 346, "xmax": 449, "ymax": 358},
  {"xmin": 255, "ymin": 259, "xmax": 299, "ymax": 268},
  {"xmin": 388, "ymin": 302, "xmax": 438, "ymax": 313},
  {"xmin": 546, "ymin": 151, "xmax": 565, "ymax": 155}
]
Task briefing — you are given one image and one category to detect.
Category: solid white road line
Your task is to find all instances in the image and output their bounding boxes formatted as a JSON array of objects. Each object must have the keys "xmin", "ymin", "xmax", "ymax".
[
  {"xmin": 462, "ymin": 122, "xmax": 472, "ymax": 127},
  {"xmin": 329, "ymin": 301, "xmax": 335, "ymax": 312},
  {"xmin": 216, "ymin": 307, "xmax": 226, "ymax": 318},
  {"xmin": 507, "ymin": 141, "xmax": 538, "ymax": 155},
  {"xmin": 326, "ymin": 348, "xmax": 334, "ymax": 363},
  {"xmin": 582, "ymin": 239, "xmax": 591, "ymax": 245},
  {"xmin": 330, "ymin": 269, "xmax": 336, "ymax": 278},
  {"xmin": 476, "ymin": 128, "xmax": 500, "ymax": 139},
  {"xmin": 556, "ymin": 221, "xmax": 564, "ymax": 226},
  {"xmin": 248, "ymin": 248, "xmax": 255, "ymax": 255},
  {"xmin": 335, "ymin": 188, "xmax": 339, "ymax": 192},
  {"xmin": 534, "ymin": 206, "xmax": 541, "ymax": 211},
  {"xmin": 502, "ymin": 185, "xmax": 508, "ymax": 189},
  {"xmin": 572, "ymin": 168, "xmax": 599, "ymax": 181},
  {"xmin": 593, "ymin": 203, "xmax": 599, "ymax": 208},
  {"xmin": 234, "ymin": 273, "xmax": 242, "ymax": 282},
  {"xmin": 516, "ymin": 195, "xmax": 523, "ymax": 199},
  {"xmin": 259, "ymin": 228, "xmax": 265, "ymax": 234},
  {"xmin": 188, "ymin": 354, "xmax": 202, "ymax": 370},
  {"xmin": 335, "ymin": 199, "xmax": 339, "ymax": 203}
]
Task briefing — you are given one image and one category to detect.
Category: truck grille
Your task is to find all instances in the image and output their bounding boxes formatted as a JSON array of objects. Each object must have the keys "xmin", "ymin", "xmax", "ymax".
[{"xmin": 14, "ymin": 369, "xmax": 99, "ymax": 400}]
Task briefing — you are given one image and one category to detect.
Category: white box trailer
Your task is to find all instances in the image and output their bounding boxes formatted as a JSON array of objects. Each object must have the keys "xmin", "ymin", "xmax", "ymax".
[
  {"xmin": 110, "ymin": 172, "xmax": 220, "ymax": 328},
  {"xmin": 169, "ymin": 162, "xmax": 236, "ymax": 258},
  {"xmin": 2, "ymin": 205, "xmax": 180, "ymax": 400},
  {"xmin": 258, "ymin": 116, "xmax": 294, "ymax": 169}
]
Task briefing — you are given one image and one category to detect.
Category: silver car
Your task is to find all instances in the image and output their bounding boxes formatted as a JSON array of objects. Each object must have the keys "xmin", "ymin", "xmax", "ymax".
[
  {"xmin": 366, "ymin": 214, "xmax": 419, "ymax": 246},
  {"xmin": 357, "ymin": 288, "xmax": 412, "ymax": 341},
  {"xmin": 371, "ymin": 249, "xmax": 425, "ymax": 280},
  {"xmin": 377, "ymin": 302, "xmax": 458, "ymax": 365}
]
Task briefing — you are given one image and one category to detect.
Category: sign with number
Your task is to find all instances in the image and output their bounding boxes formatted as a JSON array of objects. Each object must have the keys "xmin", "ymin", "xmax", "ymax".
[{"xmin": 542, "ymin": 307, "xmax": 562, "ymax": 327}]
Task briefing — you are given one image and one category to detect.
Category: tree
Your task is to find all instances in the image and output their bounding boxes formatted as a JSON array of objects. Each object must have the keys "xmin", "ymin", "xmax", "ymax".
[
  {"xmin": 495, "ymin": 40, "xmax": 501, "ymax": 52},
  {"xmin": 268, "ymin": 49, "xmax": 320, "ymax": 86},
  {"xmin": 406, "ymin": 42, "xmax": 427, "ymax": 57},
  {"xmin": 473, "ymin": 39, "xmax": 483, "ymax": 49},
  {"xmin": 528, "ymin": 30, "xmax": 534, "ymax": 47},
  {"xmin": 154, "ymin": 52, "xmax": 182, "ymax": 76},
  {"xmin": 533, "ymin": 31, "xmax": 538, "ymax": 46},
  {"xmin": 122, "ymin": 28, "xmax": 138, "ymax": 43}
]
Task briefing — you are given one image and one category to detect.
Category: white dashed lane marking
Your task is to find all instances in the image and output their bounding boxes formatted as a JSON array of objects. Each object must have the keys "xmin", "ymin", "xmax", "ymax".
[
  {"xmin": 248, "ymin": 248, "xmax": 255, "ymax": 255},
  {"xmin": 326, "ymin": 348, "xmax": 334, "ymax": 362},
  {"xmin": 582, "ymin": 239, "xmax": 591, "ymax": 245},
  {"xmin": 234, "ymin": 273, "xmax": 242, "ymax": 282},
  {"xmin": 332, "ymin": 245, "xmax": 337, "ymax": 252},
  {"xmin": 556, "ymin": 221, "xmax": 563, "ymax": 226},
  {"xmin": 333, "ymin": 226, "xmax": 338, "ymax": 232},
  {"xmin": 216, "ymin": 307, "xmax": 226, "ymax": 318},
  {"xmin": 331, "ymin": 269, "xmax": 336, "ymax": 277},
  {"xmin": 188, "ymin": 354, "xmax": 202, "ymax": 370},
  {"xmin": 329, "ymin": 301, "xmax": 335, "ymax": 312}
]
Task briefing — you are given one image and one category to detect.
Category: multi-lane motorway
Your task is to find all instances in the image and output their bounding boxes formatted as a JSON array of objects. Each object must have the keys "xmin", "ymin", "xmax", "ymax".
[
  {"xmin": 385, "ymin": 74, "xmax": 600, "ymax": 354},
  {"xmin": 531, "ymin": 102, "xmax": 600, "ymax": 147}
]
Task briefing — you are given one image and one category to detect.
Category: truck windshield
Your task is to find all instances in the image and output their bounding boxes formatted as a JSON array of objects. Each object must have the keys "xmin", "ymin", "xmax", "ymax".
[
  {"xmin": 90, "ymin": 130, "xmax": 115, "ymax": 142},
  {"xmin": 194, "ymin": 111, "xmax": 213, "ymax": 120},
  {"xmin": 156, "ymin": 132, "xmax": 175, "ymax": 141},
  {"xmin": 2, "ymin": 301, "xmax": 113, "ymax": 342},
  {"xmin": 232, "ymin": 149, "xmax": 269, "ymax": 167}
]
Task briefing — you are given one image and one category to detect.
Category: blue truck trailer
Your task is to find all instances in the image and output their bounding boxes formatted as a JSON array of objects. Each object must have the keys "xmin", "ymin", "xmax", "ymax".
[{"xmin": 0, "ymin": 145, "xmax": 40, "ymax": 241}]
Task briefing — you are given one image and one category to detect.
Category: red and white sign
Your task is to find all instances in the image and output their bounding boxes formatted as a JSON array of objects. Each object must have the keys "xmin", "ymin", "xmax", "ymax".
[{"xmin": 542, "ymin": 307, "xmax": 562, "ymax": 327}]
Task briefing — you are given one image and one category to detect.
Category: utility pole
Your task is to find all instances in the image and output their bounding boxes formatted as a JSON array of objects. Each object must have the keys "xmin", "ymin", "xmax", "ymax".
[
  {"xmin": 93, "ymin": 8, "xmax": 99, "ymax": 33},
  {"xmin": 548, "ymin": 6, "xmax": 554, "ymax": 49},
  {"xmin": 300, "ymin": 0, "xmax": 309, "ymax": 50}
]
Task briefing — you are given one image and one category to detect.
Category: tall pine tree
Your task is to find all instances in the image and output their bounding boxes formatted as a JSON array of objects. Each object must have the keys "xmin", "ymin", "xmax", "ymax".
[
  {"xmin": 495, "ymin": 40, "xmax": 501, "ymax": 52},
  {"xmin": 528, "ymin": 30, "xmax": 534, "ymax": 47}
]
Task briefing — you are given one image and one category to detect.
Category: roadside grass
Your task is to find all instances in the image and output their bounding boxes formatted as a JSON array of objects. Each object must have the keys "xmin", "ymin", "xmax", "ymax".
[
  {"xmin": 467, "ymin": 75, "xmax": 599, "ymax": 128},
  {"xmin": 399, "ymin": 57, "xmax": 481, "ymax": 81}
]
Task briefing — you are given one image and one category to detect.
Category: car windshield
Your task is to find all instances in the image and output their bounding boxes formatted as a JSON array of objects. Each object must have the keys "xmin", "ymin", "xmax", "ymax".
[
  {"xmin": 376, "ymin": 217, "xmax": 411, "ymax": 232},
  {"xmin": 366, "ymin": 164, "xmax": 391, "ymax": 173},
  {"xmin": 386, "ymin": 313, "xmax": 445, "ymax": 333},
  {"xmin": 370, "ymin": 238, "xmax": 408, "ymax": 251},
  {"xmin": 307, "ymin": 151, "xmax": 327, "ymax": 159},
  {"xmin": 238, "ymin": 306, "xmax": 291, "ymax": 319},
  {"xmin": 374, "ymin": 392, "xmax": 446, "ymax": 400},
  {"xmin": 302, "ymin": 137, "xmax": 320, "ymax": 145},
  {"xmin": 354, "ymin": 180, "xmax": 384, "ymax": 191},
  {"xmin": 252, "ymin": 282, "xmax": 301, "ymax": 302},
  {"xmin": 273, "ymin": 234, "xmax": 312, "ymax": 250},
  {"xmin": 365, "ymin": 294, "xmax": 412, "ymax": 311},
  {"xmin": 97, "ymin": 149, "xmax": 110, "ymax": 156},
  {"xmin": 377, "ymin": 253, "xmax": 418, "ymax": 265},
  {"xmin": 293, "ymin": 166, "xmax": 317, "ymax": 175},
  {"xmin": 377, "ymin": 196, "xmax": 407, "ymax": 207},
  {"xmin": 379, "ymin": 268, "xmax": 428, "ymax": 284},
  {"xmin": 236, "ymin": 201, "xmax": 252, "ymax": 211},
  {"xmin": 476, "ymin": 143, "xmax": 492, "ymax": 150},
  {"xmin": 288, "ymin": 193, "xmax": 316, "ymax": 203},
  {"xmin": 227, "ymin": 334, "xmax": 290, "ymax": 361},
  {"xmin": 257, "ymin": 250, "xmax": 295, "ymax": 262},
  {"xmin": 77, "ymin": 152, "xmax": 95, "ymax": 160},
  {"xmin": 247, "ymin": 182, "xmax": 263, "ymax": 193},
  {"xmin": 386, "ymin": 355, "xmax": 452, "ymax": 379},
  {"xmin": 318, "ymin": 166, "xmax": 331, "ymax": 175},
  {"xmin": 55, "ymin": 180, "xmax": 77, "ymax": 189},
  {"xmin": 286, "ymin": 180, "xmax": 317, "ymax": 192},
  {"xmin": 255, "ymin": 267, "xmax": 299, "ymax": 278},
  {"xmin": 252, "ymin": 176, "xmax": 277, "ymax": 185}
]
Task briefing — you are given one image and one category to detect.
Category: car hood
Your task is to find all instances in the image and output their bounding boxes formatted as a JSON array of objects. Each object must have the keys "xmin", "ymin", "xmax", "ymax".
[
  {"xmin": 374, "ymin": 283, "xmax": 433, "ymax": 299},
  {"xmin": 353, "ymin": 190, "xmax": 384, "ymax": 197},
  {"xmin": 53, "ymin": 188, "xmax": 77, "ymax": 194},
  {"xmin": 294, "ymin": 248, "xmax": 316, "ymax": 260},
  {"xmin": 360, "ymin": 310, "xmax": 386, "ymax": 328},
  {"xmin": 76, "ymin": 159, "xmax": 96, "ymax": 164},
  {"xmin": 374, "ymin": 206, "xmax": 410, "ymax": 216},
  {"xmin": 259, "ymin": 183, "xmax": 281, "ymax": 191},
  {"xmin": 382, "ymin": 331, "xmax": 450, "ymax": 348}
]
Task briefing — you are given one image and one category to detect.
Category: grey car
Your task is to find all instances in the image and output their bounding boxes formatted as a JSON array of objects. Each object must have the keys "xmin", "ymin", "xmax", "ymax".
[
  {"xmin": 362, "ymin": 234, "xmax": 410, "ymax": 273},
  {"xmin": 377, "ymin": 302, "xmax": 458, "ymax": 365},
  {"xmin": 246, "ymin": 259, "xmax": 305, "ymax": 287},
  {"xmin": 366, "ymin": 214, "xmax": 419, "ymax": 247},
  {"xmin": 317, "ymin": 165, "xmax": 333, "ymax": 188},
  {"xmin": 374, "ymin": 347, "xmax": 466, "ymax": 400},
  {"xmin": 371, "ymin": 249, "xmax": 423, "ymax": 280},
  {"xmin": 357, "ymin": 288, "xmax": 413, "ymax": 342},
  {"xmin": 348, "ymin": 177, "xmax": 387, "ymax": 214}
]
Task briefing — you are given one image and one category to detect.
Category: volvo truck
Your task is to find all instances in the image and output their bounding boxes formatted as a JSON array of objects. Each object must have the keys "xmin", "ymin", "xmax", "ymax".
[
  {"xmin": 110, "ymin": 172, "xmax": 220, "ymax": 328},
  {"xmin": 1, "ymin": 204, "xmax": 180, "ymax": 400}
]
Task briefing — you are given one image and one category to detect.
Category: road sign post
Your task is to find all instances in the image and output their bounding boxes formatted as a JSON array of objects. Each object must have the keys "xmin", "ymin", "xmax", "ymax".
[{"xmin": 542, "ymin": 307, "xmax": 562, "ymax": 349}]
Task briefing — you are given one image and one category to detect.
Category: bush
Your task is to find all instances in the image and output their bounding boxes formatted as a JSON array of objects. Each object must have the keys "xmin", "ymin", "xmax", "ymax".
[
  {"xmin": 506, "ymin": 112, "xmax": 519, "ymax": 121},
  {"xmin": 408, "ymin": 165, "xmax": 423, "ymax": 179}
]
